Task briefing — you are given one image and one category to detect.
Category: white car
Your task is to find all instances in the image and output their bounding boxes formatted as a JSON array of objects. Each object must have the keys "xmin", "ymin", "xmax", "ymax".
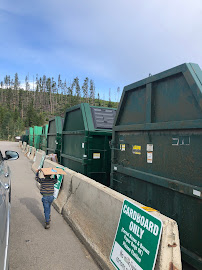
[{"xmin": 0, "ymin": 150, "xmax": 19, "ymax": 270}]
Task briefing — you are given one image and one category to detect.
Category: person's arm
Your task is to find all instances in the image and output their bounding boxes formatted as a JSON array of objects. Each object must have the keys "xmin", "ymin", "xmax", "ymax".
[
  {"xmin": 35, "ymin": 170, "xmax": 42, "ymax": 183},
  {"xmin": 53, "ymin": 175, "xmax": 58, "ymax": 184}
]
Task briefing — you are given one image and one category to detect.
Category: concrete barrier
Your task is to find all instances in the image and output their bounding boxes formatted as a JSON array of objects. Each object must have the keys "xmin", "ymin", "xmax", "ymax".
[
  {"xmin": 21, "ymin": 142, "xmax": 24, "ymax": 150},
  {"xmin": 23, "ymin": 144, "xmax": 29, "ymax": 154},
  {"xmin": 42, "ymin": 159, "xmax": 77, "ymax": 213},
  {"xmin": 22, "ymin": 142, "xmax": 27, "ymax": 152},
  {"xmin": 28, "ymin": 147, "xmax": 36, "ymax": 161},
  {"xmin": 61, "ymin": 173, "xmax": 182, "ymax": 270},
  {"xmin": 31, "ymin": 150, "xmax": 46, "ymax": 173},
  {"xmin": 26, "ymin": 146, "xmax": 32, "ymax": 158},
  {"xmin": 24, "ymin": 145, "xmax": 30, "ymax": 156}
]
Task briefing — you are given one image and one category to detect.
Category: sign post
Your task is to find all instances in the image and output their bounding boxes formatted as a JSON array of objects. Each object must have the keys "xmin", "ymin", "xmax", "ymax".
[{"xmin": 110, "ymin": 200, "xmax": 162, "ymax": 270}]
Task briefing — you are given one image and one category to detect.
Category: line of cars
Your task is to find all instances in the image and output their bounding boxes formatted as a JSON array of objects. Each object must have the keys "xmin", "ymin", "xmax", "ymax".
[{"xmin": 0, "ymin": 149, "xmax": 19, "ymax": 270}]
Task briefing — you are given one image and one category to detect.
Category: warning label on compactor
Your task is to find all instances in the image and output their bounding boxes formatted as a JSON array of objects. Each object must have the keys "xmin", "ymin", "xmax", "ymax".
[{"xmin": 132, "ymin": 145, "xmax": 141, "ymax": 155}]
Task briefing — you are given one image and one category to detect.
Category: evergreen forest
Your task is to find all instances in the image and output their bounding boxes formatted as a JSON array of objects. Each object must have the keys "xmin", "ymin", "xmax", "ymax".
[{"xmin": 0, "ymin": 73, "xmax": 119, "ymax": 141}]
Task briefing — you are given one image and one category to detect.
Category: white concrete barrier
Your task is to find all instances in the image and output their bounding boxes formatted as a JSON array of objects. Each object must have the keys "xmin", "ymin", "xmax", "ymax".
[
  {"xmin": 43, "ymin": 159, "xmax": 59, "ymax": 168},
  {"xmin": 23, "ymin": 145, "xmax": 30, "ymax": 155},
  {"xmin": 28, "ymin": 147, "xmax": 36, "ymax": 161},
  {"xmin": 22, "ymin": 142, "xmax": 27, "ymax": 152},
  {"xmin": 26, "ymin": 146, "xmax": 33, "ymax": 158},
  {"xmin": 61, "ymin": 173, "xmax": 182, "ymax": 270},
  {"xmin": 25, "ymin": 145, "xmax": 30, "ymax": 156},
  {"xmin": 21, "ymin": 142, "xmax": 25, "ymax": 150},
  {"xmin": 31, "ymin": 150, "xmax": 46, "ymax": 173},
  {"xmin": 42, "ymin": 159, "xmax": 77, "ymax": 213}
]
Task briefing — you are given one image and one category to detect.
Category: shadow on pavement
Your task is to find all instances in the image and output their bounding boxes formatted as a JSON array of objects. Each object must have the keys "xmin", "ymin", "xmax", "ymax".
[{"xmin": 20, "ymin": 197, "xmax": 45, "ymax": 226}]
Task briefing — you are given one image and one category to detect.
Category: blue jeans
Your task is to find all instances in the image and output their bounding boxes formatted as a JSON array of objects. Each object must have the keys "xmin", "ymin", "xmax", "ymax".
[{"xmin": 42, "ymin": 195, "xmax": 54, "ymax": 223}]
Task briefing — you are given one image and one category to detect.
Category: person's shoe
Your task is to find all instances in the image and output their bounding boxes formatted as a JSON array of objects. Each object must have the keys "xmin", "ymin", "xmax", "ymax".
[{"xmin": 45, "ymin": 222, "xmax": 50, "ymax": 229}]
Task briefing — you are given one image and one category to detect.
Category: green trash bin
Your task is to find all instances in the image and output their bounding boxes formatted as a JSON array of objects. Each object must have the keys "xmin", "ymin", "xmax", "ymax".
[
  {"xmin": 61, "ymin": 103, "xmax": 117, "ymax": 186},
  {"xmin": 47, "ymin": 116, "xmax": 64, "ymax": 162},
  {"xmin": 111, "ymin": 63, "xmax": 202, "ymax": 269},
  {"xmin": 33, "ymin": 126, "xmax": 42, "ymax": 150},
  {"xmin": 40, "ymin": 124, "xmax": 48, "ymax": 151},
  {"xmin": 29, "ymin": 127, "xmax": 33, "ymax": 146}
]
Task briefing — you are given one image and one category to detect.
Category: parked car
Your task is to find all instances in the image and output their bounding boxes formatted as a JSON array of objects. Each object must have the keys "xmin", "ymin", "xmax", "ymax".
[{"xmin": 0, "ymin": 150, "xmax": 19, "ymax": 270}]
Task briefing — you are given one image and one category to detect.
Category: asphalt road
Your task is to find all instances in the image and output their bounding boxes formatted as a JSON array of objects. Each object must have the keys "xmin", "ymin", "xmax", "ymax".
[{"xmin": 0, "ymin": 141, "xmax": 100, "ymax": 270}]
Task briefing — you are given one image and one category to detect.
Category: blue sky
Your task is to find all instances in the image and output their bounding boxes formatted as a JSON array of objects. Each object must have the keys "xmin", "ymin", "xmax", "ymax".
[{"xmin": 0, "ymin": 0, "xmax": 201, "ymax": 101}]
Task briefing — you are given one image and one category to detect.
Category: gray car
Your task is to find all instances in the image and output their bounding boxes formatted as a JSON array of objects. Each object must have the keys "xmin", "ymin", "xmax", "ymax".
[{"xmin": 0, "ymin": 150, "xmax": 19, "ymax": 270}]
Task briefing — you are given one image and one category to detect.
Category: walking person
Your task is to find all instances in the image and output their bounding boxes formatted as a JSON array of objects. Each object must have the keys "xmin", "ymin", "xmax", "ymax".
[{"xmin": 35, "ymin": 169, "xmax": 57, "ymax": 229}]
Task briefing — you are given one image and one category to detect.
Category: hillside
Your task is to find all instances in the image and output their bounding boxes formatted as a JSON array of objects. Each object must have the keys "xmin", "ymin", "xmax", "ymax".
[{"xmin": 0, "ymin": 87, "xmax": 118, "ymax": 141}]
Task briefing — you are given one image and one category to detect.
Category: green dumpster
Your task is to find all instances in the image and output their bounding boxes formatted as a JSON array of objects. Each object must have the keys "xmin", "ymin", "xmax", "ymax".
[
  {"xmin": 29, "ymin": 127, "xmax": 33, "ymax": 146},
  {"xmin": 40, "ymin": 124, "xmax": 48, "ymax": 151},
  {"xmin": 21, "ymin": 134, "xmax": 29, "ymax": 143},
  {"xmin": 111, "ymin": 63, "xmax": 202, "ymax": 269},
  {"xmin": 61, "ymin": 103, "xmax": 116, "ymax": 186},
  {"xmin": 47, "ymin": 116, "xmax": 64, "ymax": 162},
  {"xmin": 33, "ymin": 126, "xmax": 42, "ymax": 150}
]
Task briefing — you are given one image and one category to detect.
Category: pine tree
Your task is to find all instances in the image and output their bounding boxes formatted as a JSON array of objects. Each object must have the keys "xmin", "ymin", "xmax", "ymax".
[
  {"xmin": 67, "ymin": 84, "xmax": 73, "ymax": 107},
  {"xmin": 58, "ymin": 75, "xmax": 62, "ymax": 94},
  {"xmin": 10, "ymin": 79, "xmax": 14, "ymax": 89},
  {"xmin": 97, "ymin": 92, "xmax": 101, "ymax": 106},
  {"xmin": 6, "ymin": 87, "xmax": 12, "ymax": 109},
  {"xmin": 82, "ymin": 77, "xmax": 89, "ymax": 103},
  {"xmin": 102, "ymin": 94, "xmax": 106, "ymax": 107},
  {"xmin": 36, "ymin": 74, "xmax": 39, "ymax": 92},
  {"xmin": 39, "ymin": 77, "xmax": 43, "ymax": 111},
  {"xmin": 18, "ymin": 88, "xmax": 24, "ymax": 118},
  {"xmin": 8, "ymin": 76, "xmax": 11, "ymax": 88},
  {"xmin": 14, "ymin": 73, "xmax": 20, "ymax": 90},
  {"xmin": 89, "ymin": 79, "xmax": 95, "ymax": 105},
  {"xmin": 42, "ymin": 75, "xmax": 47, "ymax": 106},
  {"xmin": 108, "ymin": 88, "xmax": 112, "ymax": 107},
  {"xmin": 74, "ymin": 77, "xmax": 81, "ymax": 104},
  {"xmin": 52, "ymin": 77, "xmax": 57, "ymax": 113},
  {"xmin": 46, "ymin": 77, "xmax": 53, "ymax": 113},
  {"xmin": 63, "ymin": 79, "xmax": 67, "ymax": 95},
  {"xmin": 2, "ymin": 111, "xmax": 14, "ymax": 140},
  {"xmin": 4, "ymin": 75, "xmax": 8, "ymax": 88},
  {"xmin": 25, "ymin": 75, "xmax": 30, "ymax": 91}
]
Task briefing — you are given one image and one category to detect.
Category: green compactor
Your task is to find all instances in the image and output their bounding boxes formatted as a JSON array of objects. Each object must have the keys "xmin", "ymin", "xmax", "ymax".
[
  {"xmin": 61, "ymin": 103, "xmax": 116, "ymax": 186},
  {"xmin": 40, "ymin": 124, "xmax": 48, "ymax": 151},
  {"xmin": 33, "ymin": 126, "xmax": 42, "ymax": 150},
  {"xmin": 29, "ymin": 127, "xmax": 33, "ymax": 146},
  {"xmin": 46, "ymin": 116, "xmax": 64, "ymax": 162},
  {"xmin": 111, "ymin": 63, "xmax": 202, "ymax": 269}
]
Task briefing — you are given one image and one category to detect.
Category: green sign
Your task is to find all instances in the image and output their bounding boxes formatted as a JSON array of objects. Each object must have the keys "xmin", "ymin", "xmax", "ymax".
[
  {"xmin": 110, "ymin": 200, "xmax": 162, "ymax": 270},
  {"xmin": 53, "ymin": 166, "xmax": 64, "ymax": 199}
]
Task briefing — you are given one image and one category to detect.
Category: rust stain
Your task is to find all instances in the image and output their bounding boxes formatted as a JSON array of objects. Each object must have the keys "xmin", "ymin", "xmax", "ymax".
[
  {"xmin": 169, "ymin": 262, "xmax": 179, "ymax": 270},
  {"xmin": 168, "ymin": 243, "xmax": 177, "ymax": 248}
]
